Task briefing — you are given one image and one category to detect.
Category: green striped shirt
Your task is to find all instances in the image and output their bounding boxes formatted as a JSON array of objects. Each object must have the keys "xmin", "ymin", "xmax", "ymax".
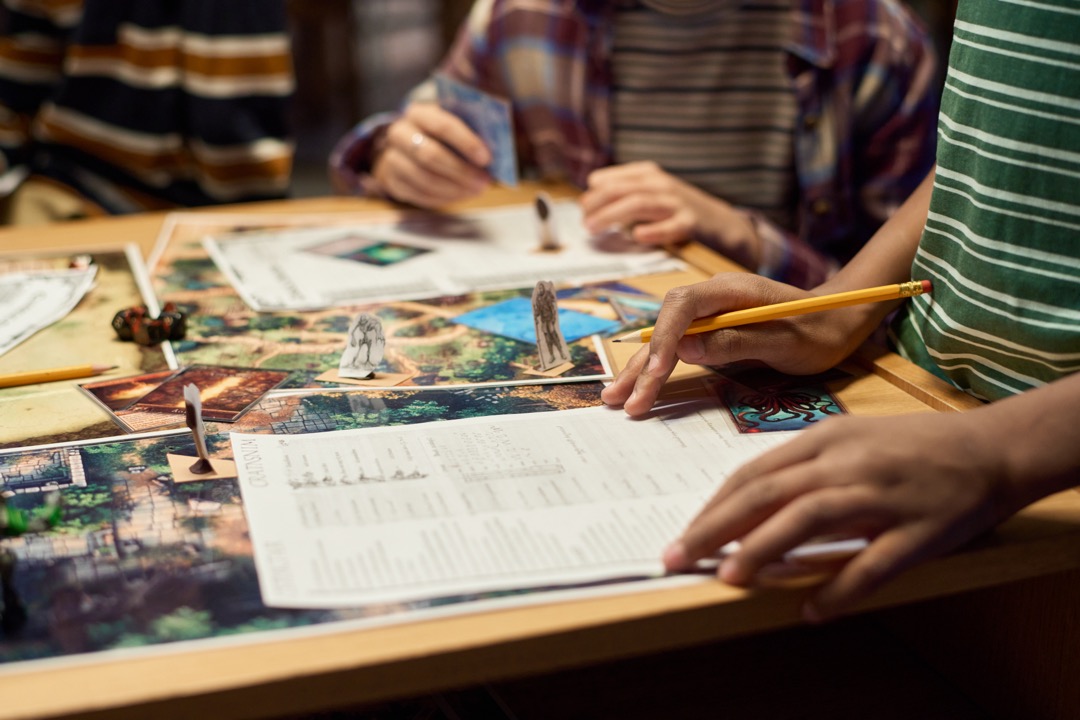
[{"xmin": 892, "ymin": 0, "xmax": 1080, "ymax": 402}]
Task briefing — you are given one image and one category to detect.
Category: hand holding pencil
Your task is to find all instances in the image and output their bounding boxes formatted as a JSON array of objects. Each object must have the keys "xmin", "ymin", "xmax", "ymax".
[
  {"xmin": 602, "ymin": 273, "xmax": 932, "ymax": 416},
  {"xmin": 614, "ymin": 280, "xmax": 931, "ymax": 344}
]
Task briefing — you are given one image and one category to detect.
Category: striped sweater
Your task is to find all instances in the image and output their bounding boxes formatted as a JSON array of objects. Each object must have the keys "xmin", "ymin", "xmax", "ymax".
[
  {"xmin": 0, "ymin": 0, "xmax": 294, "ymax": 214},
  {"xmin": 892, "ymin": 0, "xmax": 1080, "ymax": 401}
]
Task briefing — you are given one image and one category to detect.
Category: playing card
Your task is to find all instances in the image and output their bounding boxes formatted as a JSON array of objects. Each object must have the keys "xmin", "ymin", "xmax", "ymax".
[{"xmin": 435, "ymin": 73, "xmax": 518, "ymax": 186}]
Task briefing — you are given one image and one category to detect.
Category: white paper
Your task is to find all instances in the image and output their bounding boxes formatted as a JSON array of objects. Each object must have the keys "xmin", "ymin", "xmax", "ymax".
[
  {"xmin": 232, "ymin": 401, "xmax": 793, "ymax": 608},
  {"xmin": 0, "ymin": 266, "xmax": 97, "ymax": 357},
  {"xmin": 204, "ymin": 201, "xmax": 685, "ymax": 311}
]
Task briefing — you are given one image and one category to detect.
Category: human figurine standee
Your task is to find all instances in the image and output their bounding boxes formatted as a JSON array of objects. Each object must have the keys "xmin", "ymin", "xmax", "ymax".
[
  {"xmin": 531, "ymin": 280, "xmax": 571, "ymax": 371},
  {"xmin": 339, "ymin": 313, "xmax": 386, "ymax": 380}
]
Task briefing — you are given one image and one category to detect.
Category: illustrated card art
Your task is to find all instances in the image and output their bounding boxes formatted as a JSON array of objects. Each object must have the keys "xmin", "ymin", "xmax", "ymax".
[
  {"xmin": 128, "ymin": 366, "xmax": 291, "ymax": 422},
  {"xmin": 78, "ymin": 370, "xmax": 179, "ymax": 412},
  {"xmin": 303, "ymin": 234, "xmax": 432, "ymax": 267},
  {"xmin": 718, "ymin": 367, "xmax": 848, "ymax": 433}
]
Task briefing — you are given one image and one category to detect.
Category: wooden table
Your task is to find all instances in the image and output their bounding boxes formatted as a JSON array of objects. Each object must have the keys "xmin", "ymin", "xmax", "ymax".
[{"xmin": 2, "ymin": 186, "xmax": 1079, "ymax": 719}]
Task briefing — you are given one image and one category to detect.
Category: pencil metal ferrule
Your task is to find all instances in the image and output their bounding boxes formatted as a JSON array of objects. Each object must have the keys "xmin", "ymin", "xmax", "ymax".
[{"xmin": 897, "ymin": 281, "xmax": 923, "ymax": 297}]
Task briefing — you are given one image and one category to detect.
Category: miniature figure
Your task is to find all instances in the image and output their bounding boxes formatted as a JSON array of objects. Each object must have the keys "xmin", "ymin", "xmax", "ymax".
[
  {"xmin": 535, "ymin": 192, "xmax": 561, "ymax": 252},
  {"xmin": 532, "ymin": 280, "xmax": 570, "ymax": 371},
  {"xmin": 340, "ymin": 313, "xmax": 385, "ymax": 379},
  {"xmin": 183, "ymin": 384, "xmax": 214, "ymax": 474}
]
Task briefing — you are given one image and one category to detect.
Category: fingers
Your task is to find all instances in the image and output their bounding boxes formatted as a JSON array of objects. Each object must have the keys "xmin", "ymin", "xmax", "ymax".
[
  {"xmin": 582, "ymin": 162, "xmax": 684, "ymax": 237},
  {"xmin": 408, "ymin": 103, "xmax": 491, "ymax": 168},
  {"xmin": 611, "ymin": 274, "xmax": 795, "ymax": 416},
  {"xmin": 688, "ymin": 427, "xmax": 828, "ymax": 526},
  {"xmin": 600, "ymin": 344, "xmax": 650, "ymax": 406},
  {"xmin": 632, "ymin": 213, "xmax": 695, "ymax": 246},
  {"xmin": 583, "ymin": 194, "xmax": 682, "ymax": 243},
  {"xmin": 581, "ymin": 162, "xmax": 660, "ymax": 212},
  {"xmin": 717, "ymin": 484, "xmax": 879, "ymax": 586},
  {"xmin": 664, "ymin": 445, "xmax": 827, "ymax": 572},
  {"xmin": 617, "ymin": 284, "xmax": 714, "ymax": 417},
  {"xmin": 374, "ymin": 104, "xmax": 491, "ymax": 207}
]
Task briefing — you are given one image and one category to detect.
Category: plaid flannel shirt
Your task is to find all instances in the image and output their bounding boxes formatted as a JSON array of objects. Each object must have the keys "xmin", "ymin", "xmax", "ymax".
[{"xmin": 331, "ymin": 0, "xmax": 938, "ymax": 289}]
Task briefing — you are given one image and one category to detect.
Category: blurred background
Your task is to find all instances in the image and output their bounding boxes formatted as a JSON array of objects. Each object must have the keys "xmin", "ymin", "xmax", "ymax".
[{"xmin": 288, "ymin": 0, "xmax": 959, "ymax": 197}]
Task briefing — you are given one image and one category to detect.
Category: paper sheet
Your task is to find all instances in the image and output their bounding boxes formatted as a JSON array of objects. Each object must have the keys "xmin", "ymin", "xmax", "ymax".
[
  {"xmin": 232, "ymin": 401, "xmax": 793, "ymax": 608},
  {"xmin": 0, "ymin": 266, "xmax": 97, "ymax": 357},
  {"xmin": 204, "ymin": 201, "xmax": 684, "ymax": 311}
]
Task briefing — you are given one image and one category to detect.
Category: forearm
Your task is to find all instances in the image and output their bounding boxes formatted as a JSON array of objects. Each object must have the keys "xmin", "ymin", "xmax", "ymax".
[
  {"xmin": 979, "ymin": 373, "xmax": 1080, "ymax": 518},
  {"xmin": 823, "ymin": 168, "xmax": 934, "ymax": 291},
  {"xmin": 810, "ymin": 168, "xmax": 935, "ymax": 331}
]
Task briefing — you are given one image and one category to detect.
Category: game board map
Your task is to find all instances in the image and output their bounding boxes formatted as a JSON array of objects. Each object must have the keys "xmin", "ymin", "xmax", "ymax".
[
  {"xmin": 0, "ymin": 369, "xmax": 848, "ymax": 669},
  {"xmin": 0, "ymin": 383, "xmax": 615, "ymax": 667},
  {"xmin": 156, "ymin": 243, "xmax": 623, "ymax": 387},
  {"xmin": 0, "ymin": 246, "xmax": 173, "ymax": 450}
]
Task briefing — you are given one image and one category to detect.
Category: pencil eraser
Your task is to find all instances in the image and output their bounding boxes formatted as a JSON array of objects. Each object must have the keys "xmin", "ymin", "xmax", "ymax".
[{"xmin": 920, "ymin": 279, "xmax": 933, "ymax": 294}]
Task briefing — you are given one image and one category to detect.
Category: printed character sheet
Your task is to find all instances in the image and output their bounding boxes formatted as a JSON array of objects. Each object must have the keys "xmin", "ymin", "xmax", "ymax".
[
  {"xmin": 232, "ymin": 402, "xmax": 793, "ymax": 608},
  {"xmin": 204, "ymin": 201, "xmax": 684, "ymax": 311}
]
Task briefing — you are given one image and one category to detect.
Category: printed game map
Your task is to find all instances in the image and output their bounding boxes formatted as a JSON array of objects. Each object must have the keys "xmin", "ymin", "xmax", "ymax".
[
  {"xmin": 150, "ymin": 214, "xmax": 636, "ymax": 388},
  {"xmin": 0, "ymin": 211, "xmax": 848, "ymax": 674},
  {"xmin": 0, "ymin": 383, "xmax": 608, "ymax": 666},
  {"xmin": 0, "ymin": 247, "xmax": 171, "ymax": 449}
]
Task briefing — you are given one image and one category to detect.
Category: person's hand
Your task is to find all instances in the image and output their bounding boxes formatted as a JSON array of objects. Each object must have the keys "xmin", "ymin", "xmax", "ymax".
[
  {"xmin": 661, "ymin": 409, "xmax": 1011, "ymax": 621},
  {"xmin": 372, "ymin": 103, "xmax": 492, "ymax": 208},
  {"xmin": 601, "ymin": 273, "xmax": 883, "ymax": 416},
  {"xmin": 580, "ymin": 161, "xmax": 760, "ymax": 267}
]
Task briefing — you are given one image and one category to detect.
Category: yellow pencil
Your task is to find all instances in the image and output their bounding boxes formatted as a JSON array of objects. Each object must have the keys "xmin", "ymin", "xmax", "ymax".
[
  {"xmin": 615, "ymin": 280, "xmax": 932, "ymax": 343},
  {"xmin": 0, "ymin": 363, "xmax": 117, "ymax": 389}
]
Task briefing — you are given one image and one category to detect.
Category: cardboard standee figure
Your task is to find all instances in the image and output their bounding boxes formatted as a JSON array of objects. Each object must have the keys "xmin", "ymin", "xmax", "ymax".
[
  {"xmin": 166, "ymin": 384, "xmax": 238, "ymax": 482},
  {"xmin": 535, "ymin": 192, "xmax": 561, "ymax": 252},
  {"xmin": 183, "ymin": 384, "xmax": 213, "ymax": 474},
  {"xmin": 532, "ymin": 280, "xmax": 571, "ymax": 371},
  {"xmin": 340, "ymin": 313, "xmax": 385, "ymax": 380}
]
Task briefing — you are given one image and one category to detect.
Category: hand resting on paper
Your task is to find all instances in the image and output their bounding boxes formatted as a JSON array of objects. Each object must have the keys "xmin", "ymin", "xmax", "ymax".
[
  {"xmin": 580, "ymin": 162, "xmax": 762, "ymax": 268},
  {"xmin": 372, "ymin": 103, "xmax": 492, "ymax": 208},
  {"xmin": 663, "ymin": 410, "xmax": 1009, "ymax": 620},
  {"xmin": 601, "ymin": 274, "xmax": 1080, "ymax": 621}
]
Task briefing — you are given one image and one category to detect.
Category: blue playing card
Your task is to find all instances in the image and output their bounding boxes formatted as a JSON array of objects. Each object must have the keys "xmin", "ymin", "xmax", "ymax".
[{"xmin": 435, "ymin": 73, "xmax": 518, "ymax": 187}]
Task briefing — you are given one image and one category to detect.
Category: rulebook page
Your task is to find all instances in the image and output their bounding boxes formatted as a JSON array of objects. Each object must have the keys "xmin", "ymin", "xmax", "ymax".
[{"xmin": 232, "ymin": 401, "xmax": 793, "ymax": 608}]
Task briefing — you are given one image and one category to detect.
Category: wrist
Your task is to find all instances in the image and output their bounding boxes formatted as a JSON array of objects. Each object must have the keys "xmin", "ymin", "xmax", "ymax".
[
  {"xmin": 734, "ymin": 210, "xmax": 763, "ymax": 271},
  {"xmin": 703, "ymin": 205, "xmax": 761, "ymax": 270},
  {"xmin": 985, "ymin": 386, "xmax": 1080, "ymax": 518}
]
